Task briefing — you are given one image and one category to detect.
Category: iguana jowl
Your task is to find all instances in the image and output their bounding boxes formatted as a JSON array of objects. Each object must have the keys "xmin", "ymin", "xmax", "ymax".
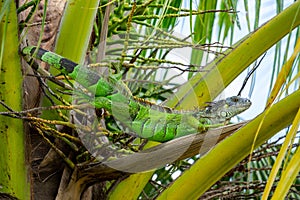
[{"xmin": 22, "ymin": 46, "xmax": 251, "ymax": 142}]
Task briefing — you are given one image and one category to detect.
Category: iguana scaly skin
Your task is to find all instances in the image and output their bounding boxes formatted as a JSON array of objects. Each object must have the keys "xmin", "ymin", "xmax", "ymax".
[{"xmin": 22, "ymin": 46, "xmax": 251, "ymax": 142}]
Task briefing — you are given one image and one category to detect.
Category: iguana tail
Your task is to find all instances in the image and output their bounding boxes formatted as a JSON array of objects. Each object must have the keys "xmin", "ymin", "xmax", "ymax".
[{"xmin": 22, "ymin": 46, "xmax": 118, "ymax": 97}]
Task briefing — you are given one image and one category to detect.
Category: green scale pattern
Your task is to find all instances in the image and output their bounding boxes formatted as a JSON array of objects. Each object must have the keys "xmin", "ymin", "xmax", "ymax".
[{"xmin": 22, "ymin": 46, "xmax": 251, "ymax": 142}]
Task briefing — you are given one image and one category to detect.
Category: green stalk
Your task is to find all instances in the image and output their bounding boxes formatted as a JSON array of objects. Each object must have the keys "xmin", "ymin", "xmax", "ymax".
[
  {"xmin": 0, "ymin": 1, "xmax": 30, "ymax": 199},
  {"xmin": 166, "ymin": 0, "xmax": 300, "ymax": 109},
  {"xmin": 271, "ymin": 109, "xmax": 300, "ymax": 199},
  {"xmin": 40, "ymin": 0, "xmax": 100, "ymax": 119},
  {"xmin": 190, "ymin": 0, "xmax": 217, "ymax": 71},
  {"xmin": 107, "ymin": 141, "xmax": 160, "ymax": 199},
  {"xmin": 54, "ymin": 0, "xmax": 100, "ymax": 62},
  {"xmin": 108, "ymin": 171, "xmax": 155, "ymax": 200}
]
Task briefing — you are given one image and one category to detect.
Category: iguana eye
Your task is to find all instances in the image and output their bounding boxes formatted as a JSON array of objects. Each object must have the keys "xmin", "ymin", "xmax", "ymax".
[{"xmin": 220, "ymin": 111, "xmax": 228, "ymax": 117}]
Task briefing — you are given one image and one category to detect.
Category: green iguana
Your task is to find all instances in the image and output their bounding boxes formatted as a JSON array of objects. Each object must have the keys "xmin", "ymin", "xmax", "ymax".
[{"xmin": 22, "ymin": 46, "xmax": 251, "ymax": 142}]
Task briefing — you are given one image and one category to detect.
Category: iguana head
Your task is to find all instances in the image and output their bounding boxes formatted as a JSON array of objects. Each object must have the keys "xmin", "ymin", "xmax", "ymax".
[{"xmin": 198, "ymin": 96, "xmax": 252, "ymax": 124}]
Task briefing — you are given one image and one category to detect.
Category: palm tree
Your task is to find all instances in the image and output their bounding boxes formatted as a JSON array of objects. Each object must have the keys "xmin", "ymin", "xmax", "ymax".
[{"xmin": 0, "ymin": 0, "xmax": 299, "ymax": 199}]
